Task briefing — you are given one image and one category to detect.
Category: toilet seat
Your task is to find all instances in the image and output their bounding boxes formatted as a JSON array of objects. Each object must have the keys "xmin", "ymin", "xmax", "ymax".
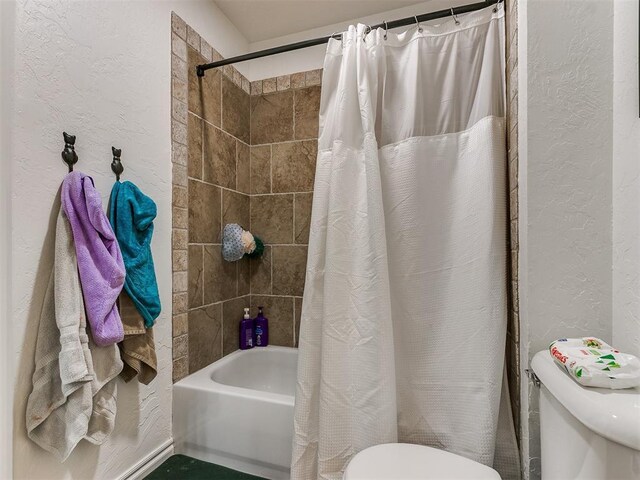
[{"xmin": 343, "ymin": 443, "xmax": 501, "ymax": 480}]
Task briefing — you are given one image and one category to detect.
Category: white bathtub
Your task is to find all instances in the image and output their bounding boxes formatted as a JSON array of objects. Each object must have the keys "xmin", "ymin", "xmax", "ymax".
[{"xmin": 173, "ymin": 346, "xmax": 297, "ymax": 479}]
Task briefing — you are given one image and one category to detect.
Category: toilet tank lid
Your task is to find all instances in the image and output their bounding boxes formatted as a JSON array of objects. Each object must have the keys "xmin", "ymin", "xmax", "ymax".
[{"xmin": 531, "ymin": 350, "xmax": 640, "ymax": 451}]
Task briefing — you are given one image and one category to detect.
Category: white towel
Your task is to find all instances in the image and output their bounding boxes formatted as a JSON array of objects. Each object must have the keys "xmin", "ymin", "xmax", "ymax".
[{"xmin": 26, "ymin": 204, "xmax": 123, "ymax": 460}]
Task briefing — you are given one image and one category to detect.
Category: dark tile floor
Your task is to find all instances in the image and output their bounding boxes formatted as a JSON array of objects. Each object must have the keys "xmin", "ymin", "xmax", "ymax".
[{"xmin": 144, "ymin": 454, "xmax": 267, "ymax": 480}]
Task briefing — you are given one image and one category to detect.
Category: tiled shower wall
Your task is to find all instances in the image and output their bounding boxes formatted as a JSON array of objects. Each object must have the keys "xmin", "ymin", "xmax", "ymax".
[
  {"xmin": 170, "ymin": 13, "xmax": 321, "ymax": 381},
  {"xmin": 171, "ymin": 13, "xmax": 250, "ymax": 380},
  {"xmin": 247, "ymin": 71, "xmax": 321, "ymax": 351},
  {"xmin": 171, "ymin": 10, "xmax": 520, "ymax": 453},
  {"xmin": 505, "ymin": 0, "xmax": 521, "ymax": 449}
]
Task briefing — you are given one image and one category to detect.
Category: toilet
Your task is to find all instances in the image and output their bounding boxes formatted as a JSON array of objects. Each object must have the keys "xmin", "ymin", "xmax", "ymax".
[
  {"xmin": 343, "ymin": 443, "xmax": 501, "ymax": 479},
  {"xmin": 531, "ymin": 350, "xmax": 640, "ymax": 479}
]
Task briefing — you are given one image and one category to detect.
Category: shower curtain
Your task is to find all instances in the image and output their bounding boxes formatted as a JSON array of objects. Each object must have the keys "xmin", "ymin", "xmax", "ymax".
[{"xmin": 291, "ymin": 6, "xmax": 520, "ymax": 480}]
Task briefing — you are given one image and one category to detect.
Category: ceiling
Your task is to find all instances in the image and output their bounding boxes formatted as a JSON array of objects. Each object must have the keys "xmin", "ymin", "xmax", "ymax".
[{"xmin": 214, "ymin": 0, "xmax": 426, "ymax": 43}]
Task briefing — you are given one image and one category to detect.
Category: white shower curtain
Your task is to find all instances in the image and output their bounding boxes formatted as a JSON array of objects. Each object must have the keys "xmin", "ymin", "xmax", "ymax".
[{"xmin": 292, "ymin": 6, "xmax": 520, "ymax": 480}]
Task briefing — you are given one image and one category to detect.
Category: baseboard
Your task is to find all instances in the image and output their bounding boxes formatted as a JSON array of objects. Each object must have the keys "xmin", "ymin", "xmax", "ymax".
[{"xmin": 119, "ymin": 439, "xmax": 174, "ymax": 480}]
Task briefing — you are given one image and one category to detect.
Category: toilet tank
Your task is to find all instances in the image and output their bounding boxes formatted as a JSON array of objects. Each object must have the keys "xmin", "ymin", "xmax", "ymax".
[{"xmin": 531, "ymin": 351, "xmax": 640, "ymax": 480}]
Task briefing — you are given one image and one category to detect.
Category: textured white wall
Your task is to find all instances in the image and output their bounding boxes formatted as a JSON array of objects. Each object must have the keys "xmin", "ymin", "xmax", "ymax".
[
  {"xmin": 520, "ymin": 0, "xmax": 614, "ymax": 478},
  {"xmin": 245, "ymin": 0, "xmax": 467, "ymax": 80},
  {"xmin": 4, "ymin": 0, "xmax": 247, "ymax": 479},
  {"xmin": 0, "ymin": 1, "xmax": 16, "ymax": 477},
  {"xmin": 612, "ymin": 0, "xmax": 640, "ymax": 358}
]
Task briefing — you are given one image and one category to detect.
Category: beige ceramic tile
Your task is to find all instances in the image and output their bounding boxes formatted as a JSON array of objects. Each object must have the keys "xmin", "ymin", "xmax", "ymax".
[
  {"xmin": 172, "ymin": 313, "xmax": 189, "ymax": 337},
  {"xmin": 294, "ymin": 193, "xmax": 313, "ymax": 244},
  {"xmin": 187, "ymin": 113, "xmax": 203, "ymax": 179},
  {"xmin": 172, "ymin": 119, "xmax": 187, "ymax": 146},
  {"xmin": 173, "ymin": 271, "xmax": 188, "ymax": 293},
  {"xmin": 250, "ymin": 194, "xmax": 294, "ymax": 244},
  {"xmin": 222, "ymin": 189, "xmax": 250, "ymax": 229},
  {"xmin": 173, "ymin": 356, "xmax": 188, "ymax": 383},
  {"xmin": 188, "ymin": 179, "xmax": 221, "ymax": 243},
  {"xmin": 203, "ymin": 123, "xmax": 236, "ymax": 189},
  {"xmin": 172, "ymin": 97, "xmax": 188, "ymax": 124},
  {"xmin": 204, "ymin": 244, "xmax": 238, "ymax": 303},
  {"xmin": 294, "ymin": 86, "xmax": 321, "ymax": 140},
  {"xmin": 173, "ymin": 292, "xmax": 188, "ymax": 315},
  {"xmin": 233, "ymin": 68, "xmax": 243, "ymax": 88},
  {"xmin": 172, "ymin": 32, "xmax": 187, "ymax": 61},
  {"xmin": 238, "ymin": 256, "xmax": 250, "ymax": 296},
  {"xmin": 250, "ymin": 91, "xmax": 294, "ymax": 144},
  {"xmin": 250, "ymin": 295, "xmax": 294, "ymax": 347},
  {"xmin": 188, "ymin": 245, "xmax": 204, "ymax": 308},
  {"xmin": 173, "ymin": 334, "xmax": 189, "ymax": 358},
  {"xmin": 172, "ymin": 163, "xmax": 187, "ymax": 187},
  {"xmin": 172, "ymin": 142, "xmax": 187, "ymax": 166},
  {"xmin": 188, "ymin": 47, "xmax": 221, "ymax": 126},
  {"xmin": 242, "ymin": 77, "xmax": 250, "ymax": 94},
  {"xmin": 172, "ymin": 229, "xmax": 188, "ymax": 251},
  {"xmin": 290, "ymin": 72, "xmax": 306, "ymax": 89},
  {"xmin": 173, "ymin": 249, "xmax": 188, "ymax": 271},
  {"xmin": 272, "ymin": 246, "xmax": 307, "ymax": 296},
  {"xmin": 173, "ymin": 185, "xmax": 188, "ymax": 208},
  {"xmin": 272, "ymin": 140, "xmax": 317, "ymax": 192},
  {"xmin": 173, "ymin": 312, "xmax": 188, "ymax": 337},
  {"xmin": 200, "ymin": 37, "xmax": 213, "ymax": 62},
  {"xmin": 249, "ymin": 245, "xmax": 271, "ymax": 295},
  {"xmin": 236, "ymin": 141, "xmax": 250, "ymax": 194},
  {"xmin": 262, "ymin": 77, "xmax": 277, "ymax": 94},
  {"xmin": 250, "ymin": 145, "xmax": 271, "ymax": 194},
  {"xmin": 171, "ymin": 12, "xmax": 187, "ymax": 39},
  {"xmin": 172, "ymin": 54, "xmax": 187, "ymax": 82},
  {"xmin": 173, "ymin": 207, "xmax": 188, "ymax": 229},
  {"xmin": 188, "ymin": 303, "xmax": 223, "ymax": 373},
  {"xmin": 172, "ymin": 77, "xmax": 188, "ymax": 105},
  {"xmin": 186, "ymin": 25, "xmax": 200, "ymax": 50},
  {"xmin": 277, "ymin": 75, "xmax": 291, "ymax": 91},
  {"xmin": 222, "ymin": 76, "xmax": 250, "ymax": 144},
  {"xmin": 305, "ymin": 69, "xmax": 322, "ymax": 86},
  {"xmin": 250, "ymin": 81, "xmax": 263, "ymax": 96}
]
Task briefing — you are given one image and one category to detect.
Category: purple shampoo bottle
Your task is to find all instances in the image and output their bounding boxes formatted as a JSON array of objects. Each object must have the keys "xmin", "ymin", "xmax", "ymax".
[
  {"xmin": 254, "ymin": 306, "xmax": 269, "ymax": 347},
  {"xmin": 239, "ymin": 307, "xmax": 254, "ymax": 350}
]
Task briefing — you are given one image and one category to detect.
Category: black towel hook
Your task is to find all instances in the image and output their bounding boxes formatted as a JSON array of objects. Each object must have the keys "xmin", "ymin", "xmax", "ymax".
[
  {"xmin": 61, "ymin": 132, "xmax": 78, "ymax": 172},
  {"xmin": 111, "ymin": 146, "xmax": 123, "ymax": 181}
]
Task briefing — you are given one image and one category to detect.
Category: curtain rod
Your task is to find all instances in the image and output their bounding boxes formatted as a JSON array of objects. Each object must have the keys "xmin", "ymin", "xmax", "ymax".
[{"xmin": 196, "ymin": 0, "xmax": 501, "ymax": 77}]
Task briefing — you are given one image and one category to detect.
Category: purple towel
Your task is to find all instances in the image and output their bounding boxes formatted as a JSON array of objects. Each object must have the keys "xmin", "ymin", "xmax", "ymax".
[{"xmin": 62, "ymin": 172, "xmax": 125, "ymax": 346}]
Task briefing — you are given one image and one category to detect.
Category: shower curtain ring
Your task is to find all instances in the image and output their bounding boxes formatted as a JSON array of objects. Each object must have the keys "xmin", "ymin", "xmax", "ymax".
[
  {"xmin": 414, "ymin": 15, "xmax": 423, "ymax": 33},
  {"xmin": 383, "ymin": 21, "xmax": 388, "ymax": 40},
  {"xmin": 493, "ymin": 0, "xmax": 503, "ymax": 13},
  {"xmin": 362, "ymin": 25, "xmax": 372, "ymax": 42},
  {"xmin": 330, "ymin": 31, "xmax": 343, "ymax": 47},
  {"xmin": 451, "ymin": 8, "xmax": 460, "ymax": 25}
]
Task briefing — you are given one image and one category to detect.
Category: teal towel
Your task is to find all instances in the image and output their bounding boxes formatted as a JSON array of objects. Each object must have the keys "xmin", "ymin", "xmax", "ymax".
[{"xmin": 109, "ymin": 181, "xmax": 161, "ymax": 327}]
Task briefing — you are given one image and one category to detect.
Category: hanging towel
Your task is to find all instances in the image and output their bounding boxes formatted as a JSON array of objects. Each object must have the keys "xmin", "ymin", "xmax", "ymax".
[
  {"xmin": 26, "ymin": 203, "xmax": 123, "ymax": 461},
  {"xmin": 117, "ymin": 291, "xmax": 158, "ymax": 384},
  {"xmin": 108, "ymin": 181, "xmax": 161, "ymax": 327},
  {"xmin": 61, "ymin": 171, "xmax": 125, "ymax": 346}
]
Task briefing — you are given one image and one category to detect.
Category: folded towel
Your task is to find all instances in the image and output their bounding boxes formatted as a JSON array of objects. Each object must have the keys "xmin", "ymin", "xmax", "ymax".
[
  {"xmin": 61, "ymin": 171, "xmax": 125, "ymax": 346},
  {"xmin": 108, "ymin": 181, "xmax": 161, "ymax": 327},
  {"xmin": 26, "ymin": 202, "xmax": 123, "ymax": 461},
  {"xmin": 118, "ymin": 291, "xmax": 158, "ymax": 385},
  {"xmin": 549, "ymin": 337, "xmax": 640, "ymax": 389}
]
